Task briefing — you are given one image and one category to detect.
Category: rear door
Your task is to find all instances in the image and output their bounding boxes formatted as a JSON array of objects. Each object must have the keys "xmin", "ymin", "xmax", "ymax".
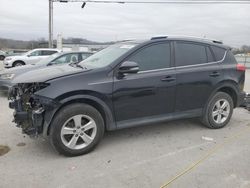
[
  {"xmin": 174, "ymin": 41, "xmax": 223, "ymax": 112},
  {"xmin": 26, "ymin": 50, "xmax": 43, "ymax": 64},
  {"xmin": 113, "ymin": 42, "xmax": 176, "ymax": 125}
]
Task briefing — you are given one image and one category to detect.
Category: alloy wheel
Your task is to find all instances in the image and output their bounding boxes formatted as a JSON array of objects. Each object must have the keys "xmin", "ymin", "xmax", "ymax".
[
  {"xmin": 212, "ymin": 99, "xmax": 230, "ymax": 124},
  {"xmin": 60, "ymin": 114, "xmax": 97, "ymax": 150}
]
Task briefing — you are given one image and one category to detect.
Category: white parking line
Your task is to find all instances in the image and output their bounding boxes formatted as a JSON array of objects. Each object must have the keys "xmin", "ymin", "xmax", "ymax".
[{"xmin": 94, "ymin": 142, "xmax": 213, "ymax": 178}]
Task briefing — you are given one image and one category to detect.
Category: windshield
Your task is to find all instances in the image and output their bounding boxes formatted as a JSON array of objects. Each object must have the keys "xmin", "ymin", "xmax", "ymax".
[
  {"xmin": 35, "ymin": 53, "xmax": 62, "ymax": 65},
  {"xmin": 79, "ymin": 43, "xmax": 137, "ymax": 68}
]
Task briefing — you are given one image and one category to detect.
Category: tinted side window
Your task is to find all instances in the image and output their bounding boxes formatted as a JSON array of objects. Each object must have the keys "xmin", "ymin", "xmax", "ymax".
[
  {"xmin": 206, "ymin": 47, "xmax": 214, "ymax": 62},
  {"xmin": 175, "ymin": 42, "xmax": 207, "ymax": 66},
  {"xmin": 211, "ymin": 46, "xmax": 226, "ymax": 61},
  {"xmin": 128, "ymin": 43, "xmax": 171, "ymax": 71},
  {"xmin": 29, "ymin": 50, "xmax": 42, "ymax": 56},
  {"xmin": 224, "ymin": 50, "xmax": 237, "ymax": 64},
  {"xmin": 41, "ymin": 50, "xmax": 58, "ymax": 56}
]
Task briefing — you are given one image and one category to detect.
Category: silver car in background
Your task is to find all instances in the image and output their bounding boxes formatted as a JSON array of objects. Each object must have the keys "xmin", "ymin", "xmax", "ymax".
[{"xmin": 0, "ymin": 51, "xmax": 93, "ymax": 91}]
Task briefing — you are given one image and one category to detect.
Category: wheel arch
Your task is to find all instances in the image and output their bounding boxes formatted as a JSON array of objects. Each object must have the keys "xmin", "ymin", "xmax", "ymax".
[
  {"xmin": 44, "ymin": 95, "xmax": 116, "ymax": 136},
  {"xmin": 13, "ymin": 60, "xmax": 25, "ymax": 66},
  {"xmin": 211, "ymin": 80, "xmax": 240, "ymax": 108}
]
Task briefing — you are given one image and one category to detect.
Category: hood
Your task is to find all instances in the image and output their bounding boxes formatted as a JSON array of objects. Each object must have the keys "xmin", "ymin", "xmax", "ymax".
[
  {"xmin": 0, "ymin": 64, "xmax": 37, "ymax": 74},
  {"xmin": 12, "ymin": 64, "xmax": 88, "ymax": 84},
  {"xmin": 5, "ymin": 55, "xmax": 24, "ymax": 59}
]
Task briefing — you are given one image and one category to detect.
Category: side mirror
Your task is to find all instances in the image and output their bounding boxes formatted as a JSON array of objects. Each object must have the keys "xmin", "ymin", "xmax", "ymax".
[{"xmin": 119, "ymin": 61, "xmax": 139, "ymax": 74}]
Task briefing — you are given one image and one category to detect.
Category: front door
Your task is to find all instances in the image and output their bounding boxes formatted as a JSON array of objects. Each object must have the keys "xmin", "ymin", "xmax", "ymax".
[{"xmin": 113, "ymin": 42, "xmax": 176, "ymax": 126}]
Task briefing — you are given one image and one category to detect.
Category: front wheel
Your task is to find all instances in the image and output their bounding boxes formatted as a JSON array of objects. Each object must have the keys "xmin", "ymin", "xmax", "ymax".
[
  {"xmin": 201, "ymin": 92, "xmax": 234, "ymax": 129},
  {"xmin": 49, "ymin": 103, "xmax": 105, "ymax": 157},
  {"xmin": 13, "ymin": 61, "xmax": 25, "ymax": 67}
]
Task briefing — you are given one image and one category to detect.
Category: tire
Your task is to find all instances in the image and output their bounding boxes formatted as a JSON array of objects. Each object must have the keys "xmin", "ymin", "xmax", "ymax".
[
  {"xmin": 49, "ymin": 103, "xmax": 105, "ymax": 157},
  {"xmin": 201, "ymin": 92, "xmax": 234, "ymax": 129},
  {"xmin": 0, "ymin": 55, "xmax": 5, "ymax": 61},
  {"xmin": 13, "ymin": 61, "xmax": 25, "ymax": 67}
]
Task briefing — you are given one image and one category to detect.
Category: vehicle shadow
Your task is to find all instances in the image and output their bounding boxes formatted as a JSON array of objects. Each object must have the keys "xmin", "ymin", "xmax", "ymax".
[
  {"xmin": 101, "ymin": 118, "xmax": 204, "ymax": 145},
  {"xmin": 31, "ymin": 118, "xmax": 204, "ymax": 158}
]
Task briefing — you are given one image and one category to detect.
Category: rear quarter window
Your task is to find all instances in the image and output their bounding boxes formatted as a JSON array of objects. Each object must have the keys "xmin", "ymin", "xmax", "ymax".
[
  {"xmin": 211, "ymin": 46, "xmax": 226, "ymax": 61},
  {"xmin": 224, "ymin": 50, "xmax": 237, "ymax": 64}
]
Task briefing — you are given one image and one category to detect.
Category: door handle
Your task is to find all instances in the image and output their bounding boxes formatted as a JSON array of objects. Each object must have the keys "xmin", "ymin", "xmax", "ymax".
[
  {"xmin": 161, "ymin": 76, "xmax": 176, "ymax": 82},
  {"xmin": 209, "ymin": 72, "xmax": 220, "ymax": 77}
]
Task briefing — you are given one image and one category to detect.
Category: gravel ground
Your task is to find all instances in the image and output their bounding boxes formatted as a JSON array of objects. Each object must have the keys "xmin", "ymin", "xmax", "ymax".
[{"xmin": 0, "ymin": 63, "xmax": 250, "ymax": 188}]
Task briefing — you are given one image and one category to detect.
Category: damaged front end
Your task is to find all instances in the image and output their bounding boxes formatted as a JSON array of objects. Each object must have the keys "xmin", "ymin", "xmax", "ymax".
[{"xmin": 8, "ymin": 83, "xmax": 58, "ymax": 137}]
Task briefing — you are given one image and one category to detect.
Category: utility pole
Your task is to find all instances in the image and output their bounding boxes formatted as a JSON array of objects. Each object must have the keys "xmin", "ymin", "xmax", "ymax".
[{"xmin": 49, "ymin": 0, "xmax": 53, "ymax": 48}]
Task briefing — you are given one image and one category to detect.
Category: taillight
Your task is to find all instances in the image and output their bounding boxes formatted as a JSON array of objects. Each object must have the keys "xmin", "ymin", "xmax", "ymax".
[{"xmin": 236, "ymin": 64, "xmax": 246, "ymax": 71}]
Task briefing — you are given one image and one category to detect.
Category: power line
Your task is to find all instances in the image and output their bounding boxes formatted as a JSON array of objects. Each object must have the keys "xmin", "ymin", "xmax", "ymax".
[
  {"xmin": 53, "ymin": 0, "xmax": 250, "ymax": 4},
  {"xmin": 49, "ymin": 0, "xmax": 250, "ymax": 47}
]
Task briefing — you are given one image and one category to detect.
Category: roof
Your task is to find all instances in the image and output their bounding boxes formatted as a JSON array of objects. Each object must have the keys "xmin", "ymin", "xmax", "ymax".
[
  {"xmin": 152, "ymin": 35, "xmax": 230, "ymax": 49},
  {"xmin": 30, "ymin": 48, "xmax": 61, "ymax": 51},
  {"xmin": 120, "ymin": 36, "xmax": 230, "ymax": 49},
  {"xmin": 60, "ymin": 51, "xmax": 94, "ymax": 54}
]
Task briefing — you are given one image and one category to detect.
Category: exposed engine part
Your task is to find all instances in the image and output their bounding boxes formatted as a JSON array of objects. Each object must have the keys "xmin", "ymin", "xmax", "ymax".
[{"xmin": 8, "ymin": 83, "xmax": 54, "ymax": 137}]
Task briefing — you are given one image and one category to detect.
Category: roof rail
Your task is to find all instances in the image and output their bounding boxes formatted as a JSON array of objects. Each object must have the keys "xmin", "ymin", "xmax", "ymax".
[
  {"xmin": 167, "ymin": 35, "xmax": 223, "ymax": 44},
  {"xmin": 212, "ymin": 40, "xmax": 223, "ymax": 44},
  {"xmin": 151, "ymin": 36, "xmax": 168, "ymax": 40}
]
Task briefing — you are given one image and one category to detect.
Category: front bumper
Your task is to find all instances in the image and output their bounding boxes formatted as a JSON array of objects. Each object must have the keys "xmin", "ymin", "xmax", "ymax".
[
  {"xmin": 9, "ymin": 98, "xmax": 44, "ymax": 136},
  {"xmin": 9, "ymin": 93, "xmax": 59, "ymax": 137},
  {"xmin": 3, "ymin": 59, "xmax": 13, "ymax": 68}
]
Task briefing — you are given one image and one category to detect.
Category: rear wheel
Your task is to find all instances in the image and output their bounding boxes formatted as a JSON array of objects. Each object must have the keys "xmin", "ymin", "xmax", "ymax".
[
  {"xmin": 202, "ymin": 92, "xmax": 234, "ymax": 129},
  {"xmin": 49, "ymin": 103, "xmax": 105, "ymax": 156},
  {"xmin": 13, "ymin": 61, "xmax": 25, "ymax": 67}
]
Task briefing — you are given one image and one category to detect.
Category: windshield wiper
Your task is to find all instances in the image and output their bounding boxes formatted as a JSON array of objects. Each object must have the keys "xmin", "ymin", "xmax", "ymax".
[{"xmin": 69, "ymin": 62, "xmax": 86, "ymax": 69}]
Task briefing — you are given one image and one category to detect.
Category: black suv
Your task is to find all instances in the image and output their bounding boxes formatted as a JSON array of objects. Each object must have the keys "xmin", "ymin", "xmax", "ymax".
[{"xmin": 8, "ymin": 36, "xmax": 246, "ymax": 156}]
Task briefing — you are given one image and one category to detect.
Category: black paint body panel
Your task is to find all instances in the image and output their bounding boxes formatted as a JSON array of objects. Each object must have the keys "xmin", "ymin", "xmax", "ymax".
[{"xmin": 10, "ymin": 38, "xmax": 245, "ymax": 136}]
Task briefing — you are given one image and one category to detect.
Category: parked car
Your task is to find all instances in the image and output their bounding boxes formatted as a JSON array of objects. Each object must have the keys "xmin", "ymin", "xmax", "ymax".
[
  {"xmin": 3, "ymin": 48, "xmax": 60, "ymax": 68},
  {"xmin": 0, "ymin": 50, "xmax": 6, "ymax": 60},
  {"xmin": 5, "ymin": 49, "xmax": 28, "ymax": 56},
  {"xmin": 0, "ymin": 49, "xmax": 29, "ymax": 61},
  {"xmin": 0, "ymin": 51, "xmax": 93, "ymax": 91},
  {"xmin": 8, "ymin": 36, "xmax": 246, "ymax": 156}
]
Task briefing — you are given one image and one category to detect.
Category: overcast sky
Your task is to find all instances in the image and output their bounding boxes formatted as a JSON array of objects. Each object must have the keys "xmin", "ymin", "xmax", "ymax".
[{"xmin": 0, "ymin": 0, "xmax": 249, "ymax": 47}]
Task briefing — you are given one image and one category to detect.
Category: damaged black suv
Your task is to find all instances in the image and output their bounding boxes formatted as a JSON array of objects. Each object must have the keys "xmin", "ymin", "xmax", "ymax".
[{"xmin": 8, "ymin": 36, "xmax": 246, "ymax": 156}]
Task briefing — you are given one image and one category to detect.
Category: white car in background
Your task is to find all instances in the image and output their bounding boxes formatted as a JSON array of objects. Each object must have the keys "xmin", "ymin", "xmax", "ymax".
[{"xmin": 3, "ymin": 48, "xmax": 61, "ymax": 68}]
